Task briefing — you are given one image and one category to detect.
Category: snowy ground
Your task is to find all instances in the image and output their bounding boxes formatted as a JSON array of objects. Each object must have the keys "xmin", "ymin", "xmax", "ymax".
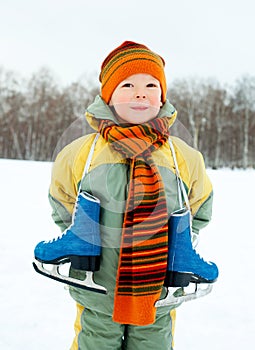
[{"xmin": 0, "ymin": 159, "xmax": 254, "ymax": 349}]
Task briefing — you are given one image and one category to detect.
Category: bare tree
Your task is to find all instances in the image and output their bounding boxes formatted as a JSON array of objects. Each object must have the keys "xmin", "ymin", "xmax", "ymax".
[
  {"xmin": 232, "ymin": 75, "xmax": 255, "ymax": 168},
  {"xmin": 0, "ymin": 67, "xmax": 254, "ymax": 168}
]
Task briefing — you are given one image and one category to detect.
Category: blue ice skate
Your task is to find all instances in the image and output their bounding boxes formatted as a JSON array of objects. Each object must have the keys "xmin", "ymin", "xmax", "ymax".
[
  {"xmin": 165, "ymin": 208, "xmax": 219, "ymax": 287},
  {"xmin": 33, "ymin": 191, "xmax": 107, "ymax": 294},
  {"xmin": 156, "ymin": 208, "xmax": 218, "ymax": 307}
]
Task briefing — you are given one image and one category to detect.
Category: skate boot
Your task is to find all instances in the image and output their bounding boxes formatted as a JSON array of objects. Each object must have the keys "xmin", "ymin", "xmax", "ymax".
[
  {"xmin": 33, "ymin": 191, "xmax": 107, "ymax": 294},
  {"xmin": 156, "ymin": 208, "xmax": 218, "ymax": 307}
]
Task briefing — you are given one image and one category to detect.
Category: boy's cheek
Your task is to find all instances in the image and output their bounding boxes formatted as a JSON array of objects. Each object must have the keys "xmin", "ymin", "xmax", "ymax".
[
  {"xmin": 149, "ymin": 93, "xmax": 163, "ymax": 107},
  {"xmin": 109, "ymin": 96, "xmax": 130, "ymax": 107},
  {"xmin": 152, "ymin": 100, "xmax": 163, "ymax": 109}
]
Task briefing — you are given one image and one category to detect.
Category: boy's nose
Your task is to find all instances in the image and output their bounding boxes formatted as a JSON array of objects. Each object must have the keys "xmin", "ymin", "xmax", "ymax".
[{"xmin": 135, "ymin": 93, "xmax": 146, "ymax": 99}]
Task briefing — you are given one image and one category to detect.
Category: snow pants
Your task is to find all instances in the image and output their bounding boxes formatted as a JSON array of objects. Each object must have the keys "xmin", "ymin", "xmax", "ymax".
[{"xmin": 70, "ymin": 303, "xmax": 176, "ymax": 350}]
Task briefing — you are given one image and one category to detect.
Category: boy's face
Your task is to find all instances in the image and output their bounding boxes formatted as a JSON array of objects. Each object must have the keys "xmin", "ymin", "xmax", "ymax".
[{"xmin": 109, "ymin": 73, "xmax": 163, "ymax": 124}]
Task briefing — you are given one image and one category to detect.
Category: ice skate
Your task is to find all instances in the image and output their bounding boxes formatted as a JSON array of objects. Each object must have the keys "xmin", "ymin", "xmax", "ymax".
[
  {"xmin": 156, "ymin": 208, "xmax": 218, "ymax": 307},
  {"xmin": 33, "ymin": 191, "xmax": 107, "ymax": 294}
]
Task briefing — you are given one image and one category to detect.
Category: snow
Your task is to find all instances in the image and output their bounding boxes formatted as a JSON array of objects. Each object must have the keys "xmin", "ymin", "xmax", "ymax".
[{"xmin": 0, "ymin": 159, "xmax": 254, "ymax": 349}]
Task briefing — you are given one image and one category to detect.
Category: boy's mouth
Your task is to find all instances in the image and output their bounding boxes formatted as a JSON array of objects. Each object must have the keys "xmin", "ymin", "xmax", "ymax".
[{"xmin": 130, "ymin": 104, "xmax": 149, "ymax": 111}]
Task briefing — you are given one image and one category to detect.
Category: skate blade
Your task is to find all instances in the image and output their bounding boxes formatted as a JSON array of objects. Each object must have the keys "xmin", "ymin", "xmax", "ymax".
[
  {"xmin": 155, "ymin": 283, "xmax": 213, "ymax": 307},
  {"xmin": 32, "ymin": 259, "xmax": 107, "ymax": 294}
]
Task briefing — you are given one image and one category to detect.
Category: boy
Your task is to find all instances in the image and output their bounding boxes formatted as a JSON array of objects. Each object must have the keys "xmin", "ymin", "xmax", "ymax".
[{"xmin": 34, "ymin": 41, "xmax": 218, "ymax": 349}]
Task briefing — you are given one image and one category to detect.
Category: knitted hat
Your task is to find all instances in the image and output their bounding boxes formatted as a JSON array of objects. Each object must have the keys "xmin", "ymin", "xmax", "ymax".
[{"xmin": 99, "ymin": 41, "xmax": 167, "ymax": 104}]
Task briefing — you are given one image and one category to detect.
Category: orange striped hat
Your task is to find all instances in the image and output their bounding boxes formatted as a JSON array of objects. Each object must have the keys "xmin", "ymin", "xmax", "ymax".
[{"xmin": 99, "ymin": 41, "xmax": 167, "ymax": 104}]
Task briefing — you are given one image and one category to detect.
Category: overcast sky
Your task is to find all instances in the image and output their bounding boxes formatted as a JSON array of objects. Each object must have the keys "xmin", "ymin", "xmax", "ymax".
[{"xmin": 1, "ymin": 0, "xmax": 254, "ymax": 87}]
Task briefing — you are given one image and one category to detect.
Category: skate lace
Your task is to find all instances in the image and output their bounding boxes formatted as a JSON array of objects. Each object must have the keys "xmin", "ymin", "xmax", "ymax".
[
  {"xmin": 192, "ymin": 232, "xmax": 199, "ymax": 248},
  {"xmin": 45, "ymin": 196, "xmax": 79, "ymax": 244},
  {"xmin": 45, "ymin": 231, "xmax": 67, "ymax": 244},
  {"xmin": 193, "ymin": 247, "xmax": 210, "ymax": 263}
]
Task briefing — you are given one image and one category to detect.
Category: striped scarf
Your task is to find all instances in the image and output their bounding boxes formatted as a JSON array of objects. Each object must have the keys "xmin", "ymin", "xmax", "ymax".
[{"xmin": 99, "ymin": 117, "xmax": 170, "ymax": 326}]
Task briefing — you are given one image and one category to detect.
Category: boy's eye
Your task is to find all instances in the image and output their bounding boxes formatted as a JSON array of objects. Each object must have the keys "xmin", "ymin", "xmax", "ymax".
[
  {"xmin": 147, "ymin": 83, "xmax": 158, "ymax": 88},
  {"xmin": 122, "ymin": 83, "xmax": 133, "ymax": 88}
]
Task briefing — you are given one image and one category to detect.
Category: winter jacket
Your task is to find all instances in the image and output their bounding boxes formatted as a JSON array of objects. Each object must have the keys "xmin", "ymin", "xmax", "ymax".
[{"xmin": 48, "ymin": 95, "xmax": 213, "ymax": 315}]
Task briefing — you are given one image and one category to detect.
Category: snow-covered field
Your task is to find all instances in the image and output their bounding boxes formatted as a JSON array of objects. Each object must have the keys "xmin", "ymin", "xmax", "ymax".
[{"xmin": 0, "ymin": 159, "xmax": 254, "ymax": 349}]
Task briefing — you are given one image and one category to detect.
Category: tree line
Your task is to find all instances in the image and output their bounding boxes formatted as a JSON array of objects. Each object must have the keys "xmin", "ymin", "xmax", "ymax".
[{"xmin": 0, "ymin": 67, "xmax": 254, "ymax": 168}]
